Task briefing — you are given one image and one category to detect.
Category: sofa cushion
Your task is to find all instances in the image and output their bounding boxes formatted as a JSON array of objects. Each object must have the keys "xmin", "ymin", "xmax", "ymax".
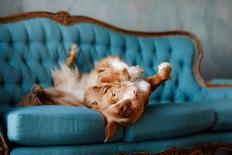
[
  {"xmin": 10, "ymin": 132, "xmax": 232, "ymax": 155},
  {"xmin": 191, "ymin": 99, "xmax": 232, "ymax": 131},
  {"xmin": 6, "ymin": 105, "xmax": 123, "ymax": 146},
  {"xmin": 124, "ymin": 104, "xmax": 215, "ymax": 142}
]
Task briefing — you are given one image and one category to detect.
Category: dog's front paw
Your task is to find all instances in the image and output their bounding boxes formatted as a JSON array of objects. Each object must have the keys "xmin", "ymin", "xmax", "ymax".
[{"xmin": 157, "ymin": 62, "xmax": 171, "ymax": 80}]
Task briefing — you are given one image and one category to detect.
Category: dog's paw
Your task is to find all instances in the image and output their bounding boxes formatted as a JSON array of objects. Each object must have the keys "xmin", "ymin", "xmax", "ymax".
[
  {"xmin": 31, "ymin": 84, "xmax": 44, "ymax": 96},
  {"xmin": 69, "ymin": 44, "xmax": 78, "ymax": 56},
  {"xmin": 128, "ymin": 66, "xmax": 144, "ymax": 80},
  {"xmin": 157, "ymin": 62, "xmax": 171, "ymax": 80}
]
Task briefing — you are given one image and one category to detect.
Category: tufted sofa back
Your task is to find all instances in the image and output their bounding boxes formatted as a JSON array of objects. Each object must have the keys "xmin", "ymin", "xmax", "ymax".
[{"xmin": 0, "ymin": 14, "xmax": 203, "ymax": 107}]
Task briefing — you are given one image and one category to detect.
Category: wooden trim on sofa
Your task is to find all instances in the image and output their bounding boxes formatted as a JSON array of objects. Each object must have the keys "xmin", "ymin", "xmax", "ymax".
[
  {"xmin": 119, "ymin": 143, "xmax": 232, "ymax": 155},
  {"xmin": 0, "ymin": 11, "xmax": 232, "ymax": 88},
  {"xmin": 0, "ymin": 132, "xmax": 9, "ymax": 155}
]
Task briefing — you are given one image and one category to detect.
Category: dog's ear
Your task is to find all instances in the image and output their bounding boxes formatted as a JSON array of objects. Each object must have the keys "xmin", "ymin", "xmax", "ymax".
[
  {"xmin": 85, "ymin": 84, "xmax": 113, "ymax": 105},
  {"xmin": 85, "ymin": 86, "xmax": 102, "ymax": 105},
  {"xmin": 104, "ymin": 120, "xmax": 118, "ymax": 143},
  {"xmin": 98, "ymin": 69, "xmax": 129, "ymax": 83},
  {"xmin": 91, "ymin": 100, "xmax": 118, "ymax": 143},
  {"xmin": 98, "ymin": 70, "xmax": 119, "ymax": 83}
]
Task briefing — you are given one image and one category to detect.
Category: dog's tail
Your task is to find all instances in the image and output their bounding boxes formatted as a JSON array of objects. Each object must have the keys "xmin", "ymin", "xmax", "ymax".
[
  {"xmin": 19, "ymin": 93, "xmax": 42, "ymax": 106},
  {"xmin": 18, "ymin": 84, "xmax": 44, "ymax": 106}
]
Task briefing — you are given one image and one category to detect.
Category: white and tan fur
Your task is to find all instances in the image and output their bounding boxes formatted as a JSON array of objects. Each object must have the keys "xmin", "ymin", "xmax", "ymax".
[{"xmin": 20, "ymin": 44, "xmax": 172, "ymax": 142}]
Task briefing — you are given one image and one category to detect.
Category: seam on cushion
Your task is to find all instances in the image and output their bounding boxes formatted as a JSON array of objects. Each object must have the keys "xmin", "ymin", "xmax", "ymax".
[
  {"xmin": 140, "ymin": 109, "xmax": 214, "ymax": 122},
  {"xmin": 10, "ymin": 113, "xmax": 102, "ymax": 121}
]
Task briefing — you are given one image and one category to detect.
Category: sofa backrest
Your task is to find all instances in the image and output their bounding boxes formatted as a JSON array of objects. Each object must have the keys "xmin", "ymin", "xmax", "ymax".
[{"xmin": 0, "ymin": 12, "xmax": 203, "ymax": 107}]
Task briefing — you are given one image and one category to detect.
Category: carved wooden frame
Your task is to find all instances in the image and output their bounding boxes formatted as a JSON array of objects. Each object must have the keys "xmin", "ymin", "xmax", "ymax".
[
  {"xmin": 0, "ymin": 11, "xmax": 232, "ymax": 155},
  {"xmin": 119, "ymin": 143, "xmax": 232, "ymax": 155},
  {"xmin": 0, "ymin": 132, "xmax": 8, "ymax": 155}
]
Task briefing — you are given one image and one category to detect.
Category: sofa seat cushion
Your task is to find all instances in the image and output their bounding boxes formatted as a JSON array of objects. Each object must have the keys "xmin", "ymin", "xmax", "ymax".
[
  {"xmin": 124, "ymin": 104, "xmax": 215, "ymax": 142},
  {"xmin": 6, "ymin": 105, "xmax": 123, "ymax": 146},
  {"xmin": 10, "ymin": 132, "xmax": 232, "ymax": 155},
  {"xmin": 191, "ymin": 99, "xmax": 232, "ymax": 131}
]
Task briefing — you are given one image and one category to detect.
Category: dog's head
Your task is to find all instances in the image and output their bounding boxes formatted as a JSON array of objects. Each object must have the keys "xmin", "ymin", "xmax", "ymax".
[{"xmin": 84, "ymin": 80, "xmax": 150, "ymax": 142}]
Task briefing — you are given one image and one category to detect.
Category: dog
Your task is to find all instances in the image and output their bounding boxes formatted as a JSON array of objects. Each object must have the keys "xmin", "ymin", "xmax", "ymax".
[{"xmin": 19, "ymin": 44, "xmax": 172, "ymax": 142}]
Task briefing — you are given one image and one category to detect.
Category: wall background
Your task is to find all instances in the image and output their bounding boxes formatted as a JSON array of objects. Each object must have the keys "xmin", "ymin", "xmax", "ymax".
[{"xmin": 0, "ymin": 0, "xmax": 232, "ymax": 80}]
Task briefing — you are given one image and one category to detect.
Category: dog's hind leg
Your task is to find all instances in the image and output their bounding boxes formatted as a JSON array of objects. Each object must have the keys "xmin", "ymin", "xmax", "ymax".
[
  {"xmin": 19, "ymin": 84, "xmax": 83, "ymax": 106},
  {"xmin": 65, "ymin": 44, "xmax": 78, "ymax": 67}
]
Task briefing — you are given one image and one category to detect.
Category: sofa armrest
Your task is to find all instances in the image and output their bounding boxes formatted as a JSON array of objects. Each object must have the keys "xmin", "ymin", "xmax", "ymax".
[
  {"xmin": 196, "ymin": 79, "xmax": 232, "ymax": 100},
  {"xmin": 0, "ymin": 123, "xmax": 8, "ymax": 155}
]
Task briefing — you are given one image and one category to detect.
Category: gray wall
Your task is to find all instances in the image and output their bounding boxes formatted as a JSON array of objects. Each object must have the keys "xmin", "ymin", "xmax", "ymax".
[{"xmin": 0, "ymin": 0, "xmax": 232, "ymax": 80}]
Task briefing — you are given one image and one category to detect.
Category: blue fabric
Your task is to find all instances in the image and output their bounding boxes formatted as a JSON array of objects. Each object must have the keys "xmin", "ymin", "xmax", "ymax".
[
  {"xmin": 210, "ymin": 79, "xmax": 232, "ymax": 84},
  {"xmin": 0, "ymin": 18, "xmax": 202, "ymax": 106},
  {"xmin": 190, "ymin": 99, "xmax": 232, "ymax": 131},
  {"xmin": 1, "ymin": 17, "xmax": 232, "ymax": 154},
  {"xmin": 124, "ymin": 104, "xmax": 215, "ymax": 142},
  {"xmin": 10, "ymin": 132, "xmax": 232, "ymax": 155},
  {"xmin": 6, "ymin": 105, "xmax": 123, "ymax": 146},
  {"xmin": 195, "ymin": 87, "xmax": 232, "ymax": 101}
]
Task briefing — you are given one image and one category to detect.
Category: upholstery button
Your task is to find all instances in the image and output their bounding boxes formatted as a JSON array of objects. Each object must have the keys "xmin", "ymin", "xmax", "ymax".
[
  {"xmin": 175, "ymin": 79, "xmax": 179, "ymax": 86},
  {"xmin": 35, "ymin": 79, "xmax": 39, "ymax": 84},
  {"xmin": 121, "ymin": 43, "xmax": 126, "ymax": 50},
  {"xmin": 18, "ymin": 79, "xmax": 22, "ymax": 85},
  {"xmin": 21, "ymin": 57, "xmax": 26, "ymax": 63},
  {"xmin": 156, "ymin": 95, "xmax": 161, "ymax": 101},
  {"xmin": 4, "ymin": 56, "xmax": 9, "ymax": 62},
  {"xmin": 168, "ymin": 47, "xmax": 172, "ymax": 53},
  {"xmin": 169, "ymin": 95, "xmax": 174, "ymax": 102},
  {"xmin": 38, "ymin": 58, "xmax": 42, "ymax": 63},
  {"xmin": 8, "ymin": 39, "xmax": 13, "ymax": 46},
  {"xmin": 149, "ymin": 62, "xmax": 153, "ymax": 68},
  {"xmin": 184, "ymin": 96, "xmax": 189, "ymax": 102},
  {"xmin": 54, "ymin": 57, "xmax": 58, "ymax": 63},
  {"xmin": 179, "ymin": 61, "xmax": 183, "ymax": 68}
]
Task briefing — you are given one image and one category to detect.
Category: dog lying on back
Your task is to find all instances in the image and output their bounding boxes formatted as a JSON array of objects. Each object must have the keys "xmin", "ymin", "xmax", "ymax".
[{"xmin": 20, "ymin": 44, "xmax": 172, "ymax": 142}]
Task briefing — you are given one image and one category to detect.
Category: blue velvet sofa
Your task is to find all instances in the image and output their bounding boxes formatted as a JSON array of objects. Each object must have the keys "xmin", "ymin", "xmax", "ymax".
[{"xmin": 1, "ymin": 11, "xmax": 232, "ymax": 155}]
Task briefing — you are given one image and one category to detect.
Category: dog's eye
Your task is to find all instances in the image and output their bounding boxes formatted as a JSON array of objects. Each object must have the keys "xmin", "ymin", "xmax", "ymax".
[{"xmin": 112, "ymin": 92, "xmax": 116, "ymax": 97}]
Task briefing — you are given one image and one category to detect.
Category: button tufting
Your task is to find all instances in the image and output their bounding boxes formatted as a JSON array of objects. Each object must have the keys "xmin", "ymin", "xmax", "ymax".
[
  {"xmin": 169, "ymin": 95, "xmax": 174, "ymax": 102},
  {"xmin": 54, "ymin": 57, "xmax": 58, "ymax": 63},
  {"xmin": 38, "ymin": 57, "xmax": 42, "ymax": 64},
  {"xmin": 17, "ymin": 79, "xmax": 22, "ymax": 85},
  {"xmin": 179, "ymin": 61, "xmax": 183, "ymax": 68},
  {"xmin": 0, "ymin": 21, "xmax": 200, "ymax": 106},
  {"xmin": 8, "ymin": 39, "xmax": 13, "ymax": 46},
  {"xmin": 21, "ymin": 56, "xmax": 26, "ymax": 63},
  {"xmin": 168, "ymin": 47, "xmax": 172, "ymax": 53},
  {"xmin": 175, "ymin": 79, "xmax": 179, "ymax": 86},
  {"xmin": 121, "ymin": 43, "xmax": 126, "ymax": 50},
  {"xmin": 4, "ymin": 56, "xmax": 9, "ymax": 62},
  {"xmin": 149, "ymin": 61, "xmax": 153, "ymax": 68}
]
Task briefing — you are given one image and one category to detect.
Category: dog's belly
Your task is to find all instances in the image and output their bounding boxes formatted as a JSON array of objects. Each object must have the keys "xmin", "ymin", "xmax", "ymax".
[
  {"xmin": 52, "ymin": 64, "xmax": 90, "ymax": 104},
  {"xmin": 56, "ymin": 74, "xmax": 89, "ymax": 103}
]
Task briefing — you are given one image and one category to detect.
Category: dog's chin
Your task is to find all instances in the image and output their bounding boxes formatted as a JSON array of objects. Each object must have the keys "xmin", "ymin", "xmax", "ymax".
[{"xmin": 107, "ymin": 106, "xmax": 143, "ymax": 125}]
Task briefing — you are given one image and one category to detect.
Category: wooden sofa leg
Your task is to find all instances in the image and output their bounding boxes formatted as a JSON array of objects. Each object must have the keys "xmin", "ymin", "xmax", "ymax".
[{"xmin": 0, "ymin": 132, "xmax": 9, "ymax": 155}]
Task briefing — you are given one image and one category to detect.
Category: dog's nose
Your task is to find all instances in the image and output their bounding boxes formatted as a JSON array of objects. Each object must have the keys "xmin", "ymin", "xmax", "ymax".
[{"xmin": 127, "ymin": 86, "xmax": 139, "ymax": 99}]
